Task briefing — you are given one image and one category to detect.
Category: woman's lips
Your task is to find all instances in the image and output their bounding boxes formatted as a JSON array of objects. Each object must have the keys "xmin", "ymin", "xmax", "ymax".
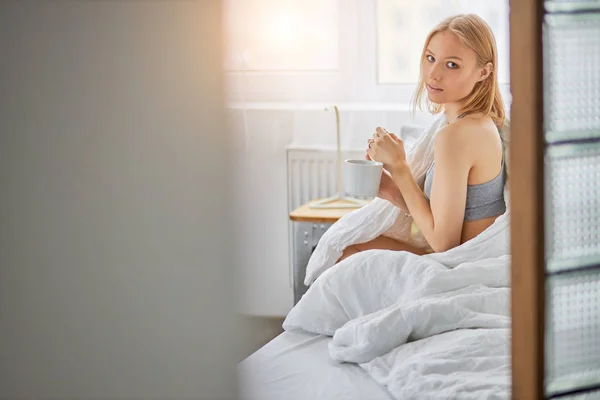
[{"xmin": 427, "ymin": 83, "xmax": 443, "ymax": 92}]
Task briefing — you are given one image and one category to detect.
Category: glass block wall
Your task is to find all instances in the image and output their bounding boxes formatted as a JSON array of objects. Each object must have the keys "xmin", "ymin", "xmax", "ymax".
[{"xmin": 543, "ymin": 2, "xmax": 600, "ymax": 398}]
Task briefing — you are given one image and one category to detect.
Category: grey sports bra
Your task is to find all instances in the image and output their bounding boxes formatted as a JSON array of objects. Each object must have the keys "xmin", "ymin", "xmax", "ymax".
[
  {"xmin": 423, "ymin": 113, "xmax": 506, "ymax": 221},
  {"xmin": 424, "ymin": 160, "xmax": 506, "ymax": 221}
]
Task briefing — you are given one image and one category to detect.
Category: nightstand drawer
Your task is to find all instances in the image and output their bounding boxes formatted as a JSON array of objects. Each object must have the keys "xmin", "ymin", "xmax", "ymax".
[{"xmin": 292, "ymin": 221, "xmax": 332, "ymax": 305}]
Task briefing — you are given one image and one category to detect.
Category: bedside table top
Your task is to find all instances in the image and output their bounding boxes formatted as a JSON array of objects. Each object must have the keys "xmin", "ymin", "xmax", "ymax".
[{"xmin": 289, "ymin": 199, "xmax": 370, "ymax": 223}]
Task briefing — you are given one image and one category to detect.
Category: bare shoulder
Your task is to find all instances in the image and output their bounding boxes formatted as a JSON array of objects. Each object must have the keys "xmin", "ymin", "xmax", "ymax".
[
  {"xmin": 432, "ymin": 120, "xmax": 471, "ymax": 154},
  {"xmin": 434, "ymin": 117, "xmax": 500, "ymax": 155}
]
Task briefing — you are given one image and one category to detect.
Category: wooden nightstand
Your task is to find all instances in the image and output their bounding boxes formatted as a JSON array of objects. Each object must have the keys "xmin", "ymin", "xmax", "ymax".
[{"xmin": 289, "ymin": 199, "xmax": 369, "ymax": 304}]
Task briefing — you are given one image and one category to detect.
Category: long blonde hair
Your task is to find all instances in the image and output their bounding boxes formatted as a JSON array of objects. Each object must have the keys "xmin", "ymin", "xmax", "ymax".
[{"xmin": 411, "ymin": 14, "xmax": 505, "ymax": 129}]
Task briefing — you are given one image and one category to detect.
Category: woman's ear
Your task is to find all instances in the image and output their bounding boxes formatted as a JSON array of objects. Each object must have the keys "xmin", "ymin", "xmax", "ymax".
[{"xmin": 478, "ymin": 62, "xmax": 493, "ymax": 82}]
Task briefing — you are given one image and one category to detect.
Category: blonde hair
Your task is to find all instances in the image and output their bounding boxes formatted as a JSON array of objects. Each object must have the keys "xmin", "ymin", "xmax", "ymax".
[{"xmin": 411, "ymin": 14, "xmax": 505, "ymax": 129}]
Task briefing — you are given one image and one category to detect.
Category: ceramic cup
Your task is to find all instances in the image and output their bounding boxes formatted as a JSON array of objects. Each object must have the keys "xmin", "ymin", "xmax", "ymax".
[{"xmin": 343, "ymin": 159, "xmax": 383, "ymax": 198}]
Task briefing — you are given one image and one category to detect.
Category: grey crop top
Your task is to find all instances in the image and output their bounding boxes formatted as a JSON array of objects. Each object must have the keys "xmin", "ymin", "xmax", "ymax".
[{"xmin": 424, "ymin": 159, "xmax": 506, "ymax": 221}]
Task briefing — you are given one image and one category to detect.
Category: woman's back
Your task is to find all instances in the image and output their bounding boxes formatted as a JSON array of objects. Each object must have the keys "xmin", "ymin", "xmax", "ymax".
[{"xmin": 431, "ymin": 114, "xmax": 506, "ymax": 242}]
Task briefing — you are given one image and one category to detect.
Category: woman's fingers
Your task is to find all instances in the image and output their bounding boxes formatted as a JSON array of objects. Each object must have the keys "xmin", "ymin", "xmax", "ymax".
[{"xmin": 388, "ymin": 132, "xmax": 401, "ymax": 142}]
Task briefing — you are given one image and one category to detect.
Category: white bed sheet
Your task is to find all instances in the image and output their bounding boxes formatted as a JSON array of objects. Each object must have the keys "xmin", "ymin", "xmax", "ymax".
[{"xmin": 237, "ymin": 331, "xmax": 394, "ymax": 400}]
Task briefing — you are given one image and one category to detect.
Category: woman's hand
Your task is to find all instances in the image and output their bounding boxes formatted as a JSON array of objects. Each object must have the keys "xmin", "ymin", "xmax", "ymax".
[
  {"xmin": 363, "ymin": 152, "xmax": 400, "ymax": 204},
  {"xmin": 366, "ymin": 127, "xmax": 408, "ymax": 174}
]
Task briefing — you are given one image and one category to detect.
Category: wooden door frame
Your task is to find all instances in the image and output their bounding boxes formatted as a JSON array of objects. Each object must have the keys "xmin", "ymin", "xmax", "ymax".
[{"xmin": 509, "ymin": 0, "xmax": 546, "ymax": 399}]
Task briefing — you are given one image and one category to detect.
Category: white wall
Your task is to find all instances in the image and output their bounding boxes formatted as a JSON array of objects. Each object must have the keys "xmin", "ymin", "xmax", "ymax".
[
  {"xmin": 0, "ymin": 2, "xmax": 240, "ymax": 399},
  {"xmin": 228, "ymin": 0, "xmax": 511, "ymax": 316}
]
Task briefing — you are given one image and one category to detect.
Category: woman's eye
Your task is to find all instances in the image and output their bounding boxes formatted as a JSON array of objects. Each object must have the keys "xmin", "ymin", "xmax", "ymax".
[
  {"xmin": 447, "ymin": 62, "xmax": 458, "ymax": 69},
  {"xmin": 426, "ymin": 55, "xmax": 435, "ymax": 62}
]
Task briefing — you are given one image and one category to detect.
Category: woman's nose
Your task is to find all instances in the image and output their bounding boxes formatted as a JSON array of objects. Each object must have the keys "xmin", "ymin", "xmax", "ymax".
[{"xmin": 427, "ymin": 63, "xmax": 442, "ymax": 81}]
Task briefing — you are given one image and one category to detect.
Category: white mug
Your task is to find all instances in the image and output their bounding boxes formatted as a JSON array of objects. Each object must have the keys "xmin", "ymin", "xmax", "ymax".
[{"xmin": 343, "ymin": 159, "xmax": 383, "ymax": 198}]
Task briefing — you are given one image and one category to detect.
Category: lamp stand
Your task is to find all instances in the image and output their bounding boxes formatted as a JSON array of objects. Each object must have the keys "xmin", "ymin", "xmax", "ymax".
[{"xmin": 310, "ymin": 105, "xmax": 369, "ymax": 209}]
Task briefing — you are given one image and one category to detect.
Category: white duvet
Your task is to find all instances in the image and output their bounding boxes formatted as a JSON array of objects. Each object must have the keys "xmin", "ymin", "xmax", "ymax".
[{"xmin": 282, "ymin": 203, "xmax": 512, "ymax": 399}]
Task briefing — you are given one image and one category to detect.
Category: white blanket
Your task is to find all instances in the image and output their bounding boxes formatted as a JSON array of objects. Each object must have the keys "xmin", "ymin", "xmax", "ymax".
[
  {"xmin": 361, "ymin": 328, "xmax": 511, "ymax": 400},
  {"xmin": 283, "ymin": 198, "xmax": 511, "ymax": 398}
]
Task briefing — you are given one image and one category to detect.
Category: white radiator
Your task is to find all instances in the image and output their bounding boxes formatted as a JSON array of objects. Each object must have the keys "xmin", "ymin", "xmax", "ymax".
[{"xmin": 286, "ymin": 147, "xmax": 364, "ymax": 211}]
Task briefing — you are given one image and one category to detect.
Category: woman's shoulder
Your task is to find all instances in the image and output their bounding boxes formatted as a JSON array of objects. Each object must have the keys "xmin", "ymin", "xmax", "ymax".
[
  {"xmin": 433, "ymin": 116, "xmax": 501, "ymax": 167},
  {"xmin": 435, "ymin": 116, "xmax": 499, "ymax": 148}
]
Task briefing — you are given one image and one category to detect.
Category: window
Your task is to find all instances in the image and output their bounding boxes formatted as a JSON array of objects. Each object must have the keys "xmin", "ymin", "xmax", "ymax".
[
  {"xmin": 376, "ymin": 0, "xmax": 510, "ymax": 84},
  {"xmin": 224, "ymin": 0, "xmax": 339, "ymax": 72}
]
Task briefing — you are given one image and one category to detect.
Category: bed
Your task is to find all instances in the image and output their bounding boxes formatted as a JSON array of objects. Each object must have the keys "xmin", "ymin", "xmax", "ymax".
[
  {"xmin": 238, "ymin": 331, "xmax": 394, "ymax": 400},
  {"xmin": 239, "ymin": 200, "xmax": 513, "ymax": 399}
]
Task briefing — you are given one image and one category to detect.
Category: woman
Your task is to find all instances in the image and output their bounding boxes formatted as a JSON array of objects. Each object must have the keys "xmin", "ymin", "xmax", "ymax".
[{"xmin": 339, "ymin": 14, "xmax": 506, "ymax": 262}]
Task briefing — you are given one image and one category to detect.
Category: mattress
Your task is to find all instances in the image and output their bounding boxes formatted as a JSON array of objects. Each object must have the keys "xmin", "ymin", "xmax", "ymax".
[{"xmin": 237, "ymin": 331, "xmax": 394, "ymax": 400}]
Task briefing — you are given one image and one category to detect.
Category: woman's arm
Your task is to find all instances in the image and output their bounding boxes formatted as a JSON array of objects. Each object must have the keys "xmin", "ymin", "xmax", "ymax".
[
  {"xmin": 387, "ymin": 187, "xmax": 410, "ymax": 212},
  {"xmin": 389, "ymin": 126, "xmax": 470, "ymax": 252},
  {"xmin": 376, "ymin": 167, "xmax": 411, "ymax": 213}
]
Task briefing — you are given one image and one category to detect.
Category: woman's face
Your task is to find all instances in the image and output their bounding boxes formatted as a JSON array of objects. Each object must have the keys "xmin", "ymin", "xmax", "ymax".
[{"xmin": 421, "ymin": 31, "xmax": 490, "ymax": 105}]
